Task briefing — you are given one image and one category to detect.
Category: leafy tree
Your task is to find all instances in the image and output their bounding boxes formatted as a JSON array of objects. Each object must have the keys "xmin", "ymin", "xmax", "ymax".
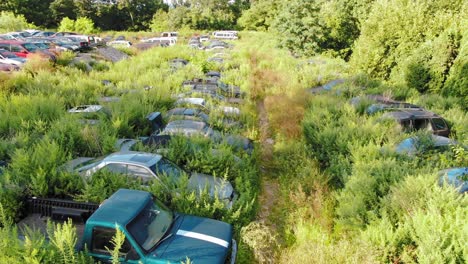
[
  {"xmin": 49, "ymin": 0, "xmax": 77, "ymax": 24},
  {"xmin": 57, "ymin": 17, "xmax": 76, "ymax": 32},
  {"xmin": 0, "ymin": 11, "xmax": 34, "ymax": 33},
  {"xmin": 166, "ymin": 0, "xmax": 236, "ymax": 30},
  {"xmin": 0, "ymin": 0, "xmax": 55, "ymax": 27},
  {"xmin": 116, "ymin": 0, "xmax": 167, "ymax": 30},
  {"xmin": 351, "ymin": 0, "xmax": 465, "ymax": 81},
  {"xmin": 150, "ymin": 9, "xmax": 170, "ymax": 32},
  {"xmin": 272, "ymin": 0, "xmax": 328, "ymax": 57},
  {"xmin": 237, "ymin": 0, "xmax": 281, "ymax": 31},
  {"xmin": 57, "ymin": 17, "xmax": 96, "ymax": 34},
  {"xmin": 74, "ymin": 17, "xmax": 96, "ymax": 34},
  {"xmin": 74, "ymin": 0, "xmax": 97, "ymax": 19}
]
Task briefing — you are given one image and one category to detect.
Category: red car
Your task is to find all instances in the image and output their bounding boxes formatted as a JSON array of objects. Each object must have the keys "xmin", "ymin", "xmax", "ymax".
[{"xmin": 0, "ymin": 40, "xmax": 56, "ymax": 61}]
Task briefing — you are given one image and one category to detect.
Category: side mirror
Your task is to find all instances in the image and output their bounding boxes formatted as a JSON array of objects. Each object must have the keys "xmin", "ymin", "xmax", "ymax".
[{"xmin": 125, "ymin": 247, "xmax": 140, "ymax": 261}]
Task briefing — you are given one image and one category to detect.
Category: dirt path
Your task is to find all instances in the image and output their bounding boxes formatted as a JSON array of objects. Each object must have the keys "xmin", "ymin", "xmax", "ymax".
[{"xmin": 256, "ymin": 100, "xmax": 280, "ymax": 226}]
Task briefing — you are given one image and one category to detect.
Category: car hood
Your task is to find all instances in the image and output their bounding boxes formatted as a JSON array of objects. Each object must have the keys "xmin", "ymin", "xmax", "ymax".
[
  {"xmin": 150, "ymin": 214, "xmax": 233, "ymax": 264},
  {"xmin": 188, "ymin": 173, "xmax": 234, "ymax": 201}
]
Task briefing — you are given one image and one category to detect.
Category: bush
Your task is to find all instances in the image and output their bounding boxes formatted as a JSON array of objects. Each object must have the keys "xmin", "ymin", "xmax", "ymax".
[
  {"xmin": 362, "ymin": 174, "xmax": 467, "ymax": 263},
  {"xmin": 0, "ymin": 11, "xmax": 34, "ymax": 33},
  {"xmin": 58, "ymin": 17, "xmax": 96, "ymax": 34}
]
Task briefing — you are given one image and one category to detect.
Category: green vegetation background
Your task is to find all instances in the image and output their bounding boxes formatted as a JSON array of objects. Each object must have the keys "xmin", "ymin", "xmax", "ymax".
[{"xmin": 0, "ymin": 0, "xmax": 467, "ymax": 263}]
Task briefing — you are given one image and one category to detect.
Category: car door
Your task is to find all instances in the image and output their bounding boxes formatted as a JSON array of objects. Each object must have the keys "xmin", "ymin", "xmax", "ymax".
[{"xmin": 89, "ymin": 226, "xmax": 142, "ymax": 264}]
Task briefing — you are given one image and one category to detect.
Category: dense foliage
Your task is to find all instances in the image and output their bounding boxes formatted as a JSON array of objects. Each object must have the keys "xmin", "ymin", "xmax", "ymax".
[
  {"xmin": 237, "ymin": 0, "xmax": 467, "ymax": 103},
  {"xmin": 0, "ymin": 35, "xmax": 263, "ymax": 262},
  {"xmin": 0, "ymin": 0, "xmax": 249, "ymax": 31},
  {"xmin": 0, "ymin": 1, "xmax": 467, "ymax": 262}
]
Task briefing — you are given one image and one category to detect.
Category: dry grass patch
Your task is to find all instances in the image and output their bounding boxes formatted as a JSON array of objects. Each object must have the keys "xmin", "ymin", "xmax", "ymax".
[{"xmin": 264, "ymin": 91, "xmax": 309, "ymax": 139}]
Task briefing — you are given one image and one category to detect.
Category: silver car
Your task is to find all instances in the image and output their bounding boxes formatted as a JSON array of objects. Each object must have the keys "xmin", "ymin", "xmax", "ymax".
[
  {"xmin": 66, "ymin": 151, "xmax": 236, "ymax": 207},
  {"xmin": 160, "ymin": 120, "xmax": 253, "ymax": 154}
]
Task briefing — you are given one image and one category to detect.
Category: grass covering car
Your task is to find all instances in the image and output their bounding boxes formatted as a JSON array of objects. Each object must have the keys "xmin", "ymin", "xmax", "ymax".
[{"xmin": 66, "ymin": 151, "xmax": 237, "ymax": 207}]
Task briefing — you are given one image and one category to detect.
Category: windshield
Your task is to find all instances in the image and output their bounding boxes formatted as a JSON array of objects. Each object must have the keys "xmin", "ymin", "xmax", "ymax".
[
  {"xmin": 23, "ymin": 43, "xmax": 38, "ymax": 52},
  {"xmin": 151, "ymin": 158, "xmax": 185, "ymax": 183},
  {"xmin": 127, "ymin": 197, "xmax": 173, "ymax": 252}
]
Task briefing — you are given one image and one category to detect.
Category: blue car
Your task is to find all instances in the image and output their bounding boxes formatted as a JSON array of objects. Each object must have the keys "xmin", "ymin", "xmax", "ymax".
[{"xmin": 438, "ymin": 168, "xmax": 468, "ymax": 194}]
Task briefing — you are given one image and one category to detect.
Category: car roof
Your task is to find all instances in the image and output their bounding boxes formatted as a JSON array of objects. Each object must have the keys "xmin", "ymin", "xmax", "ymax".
[
  {"xmin": 382, "ymin": 109, "xmax": 441, "ymax": 120},
  {"xmin": 87, "ymin": 188, "xmax": 153, "ymax": 226},
  {"xmin": 167, "ymin": 108, "xmax": 201, "ymax": 116},
  {"xmin": 176, "ymin": 97, "xmax": 206, "ymax": 105},
  {"xmin": 164, "ymin": 120, "xmax": 207, "ymax": 131},
  {"xmin": 103, "ymin": 151, "xmax": 163, "ymax": 167}
]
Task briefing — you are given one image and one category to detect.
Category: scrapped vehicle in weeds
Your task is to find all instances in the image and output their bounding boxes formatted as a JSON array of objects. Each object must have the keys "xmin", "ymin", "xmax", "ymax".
[
  {"xmin": 438, "ymin": 167, "xmax": 468, "ymax": 194},
  {"xmin": 183, "ymin": 78, "xmax": 244, "ymax": 99},
  {"xmin": 380, "ymin": 109, "xmax": 450, "ymax": 137},
  {"xmin": 350, "ymin": 95, "xmax": 422, "ymax": 114},
  {"xmin": 166, "ymin": 107, "xmax": 210, "ymax": 123},
  {"xmin": 65, "ymin": 151, "xmax": 237, "ymax": 207},
  {"xmin": 166, "ymin": 107, "xmax": 240, "ymax": 129},
  {"xmin": 169, "ymin": 58, "xmax": 189, "ymax": 70},
  {"xmin": 68, "ymin": 105, "xmax": 111, "ymax": 125},
  {"xmin": 160, "ymin": 120, "xmax": 253, "ymax": 154},
  {"xmin": 394, "ymin": 134, "xmax": 458, "ymax": 156},
  {"xmin": 175, "ymin": 97, "xmax": 241, "ymax": 116},
  {"xmin": 309, "ymin": 79, "xmax": 345, "ymax": 94},
  {"xmin": 18, "ymin": 188, "xmax": 237, "ymax": 264}
]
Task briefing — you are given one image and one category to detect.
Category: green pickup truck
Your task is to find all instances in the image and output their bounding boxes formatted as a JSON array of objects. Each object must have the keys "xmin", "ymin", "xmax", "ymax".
[{"xmin": 19, "ymin": 189, "xmax": 237, "ymax": 264}]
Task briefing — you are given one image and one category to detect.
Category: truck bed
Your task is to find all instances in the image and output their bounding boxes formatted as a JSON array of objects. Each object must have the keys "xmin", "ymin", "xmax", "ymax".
[
  {"xmin": 17, "ymin": 214, "xmax": 86, "ymax": 241},
  {"xmin": 17, "ymin": 197, "xmax": 99, "ymax": 241}
]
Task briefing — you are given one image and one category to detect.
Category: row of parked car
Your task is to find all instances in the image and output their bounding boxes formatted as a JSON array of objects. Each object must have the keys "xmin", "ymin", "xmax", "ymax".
[
  {"xmin": 0, "ymin": 29, "xmax": 102, "ymax": 72},
  {"xmin": 311, "ymin": 79, "xmax": 467, "ymax": 193}
]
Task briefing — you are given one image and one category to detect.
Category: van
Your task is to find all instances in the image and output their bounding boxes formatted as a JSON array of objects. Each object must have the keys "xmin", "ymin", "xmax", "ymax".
[{"xmin": 212, "ymin": 31, "xmax": 238, "ymax": 40}]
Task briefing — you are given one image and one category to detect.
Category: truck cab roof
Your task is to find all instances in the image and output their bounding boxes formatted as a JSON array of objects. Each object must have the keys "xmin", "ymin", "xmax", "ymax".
[{"xmin": 87, "ymin": 189, "xmax": 152, "ymax": 227}]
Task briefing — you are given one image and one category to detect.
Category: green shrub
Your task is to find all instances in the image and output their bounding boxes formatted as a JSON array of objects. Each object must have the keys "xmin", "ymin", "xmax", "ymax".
[
  {"xmin": 56, "ymin": 51, "xmax": 76, "ymax": 67},
  {"xmin": 0, "ymin": 11, "xmax": 35, "ymax": 33},
  {"xmin": 363, "ymin": 174, "xmax": 467, "ymax": 263},
  {"xmin": 58, "ymin": 17, "xmax": 96, "ymax": 34}
]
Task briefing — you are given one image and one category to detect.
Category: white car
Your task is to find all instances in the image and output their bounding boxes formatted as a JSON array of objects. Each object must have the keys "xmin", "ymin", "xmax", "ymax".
[
  {"xmin": 0, "ymin": 49, "xmax": 26, "ymax": 66},
  {"xmin": 141, "ymin": 37, "xmax": 176, "ymax": 46},
  {"xmin": 107, "ymin": 40, "xmax": 132, "ymax": 47}
]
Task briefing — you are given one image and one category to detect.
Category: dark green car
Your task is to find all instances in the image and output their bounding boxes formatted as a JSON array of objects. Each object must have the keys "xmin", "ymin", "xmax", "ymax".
[{"xmin": 79, "ymin": 189, "xmax": 237, "ymax": 263}]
